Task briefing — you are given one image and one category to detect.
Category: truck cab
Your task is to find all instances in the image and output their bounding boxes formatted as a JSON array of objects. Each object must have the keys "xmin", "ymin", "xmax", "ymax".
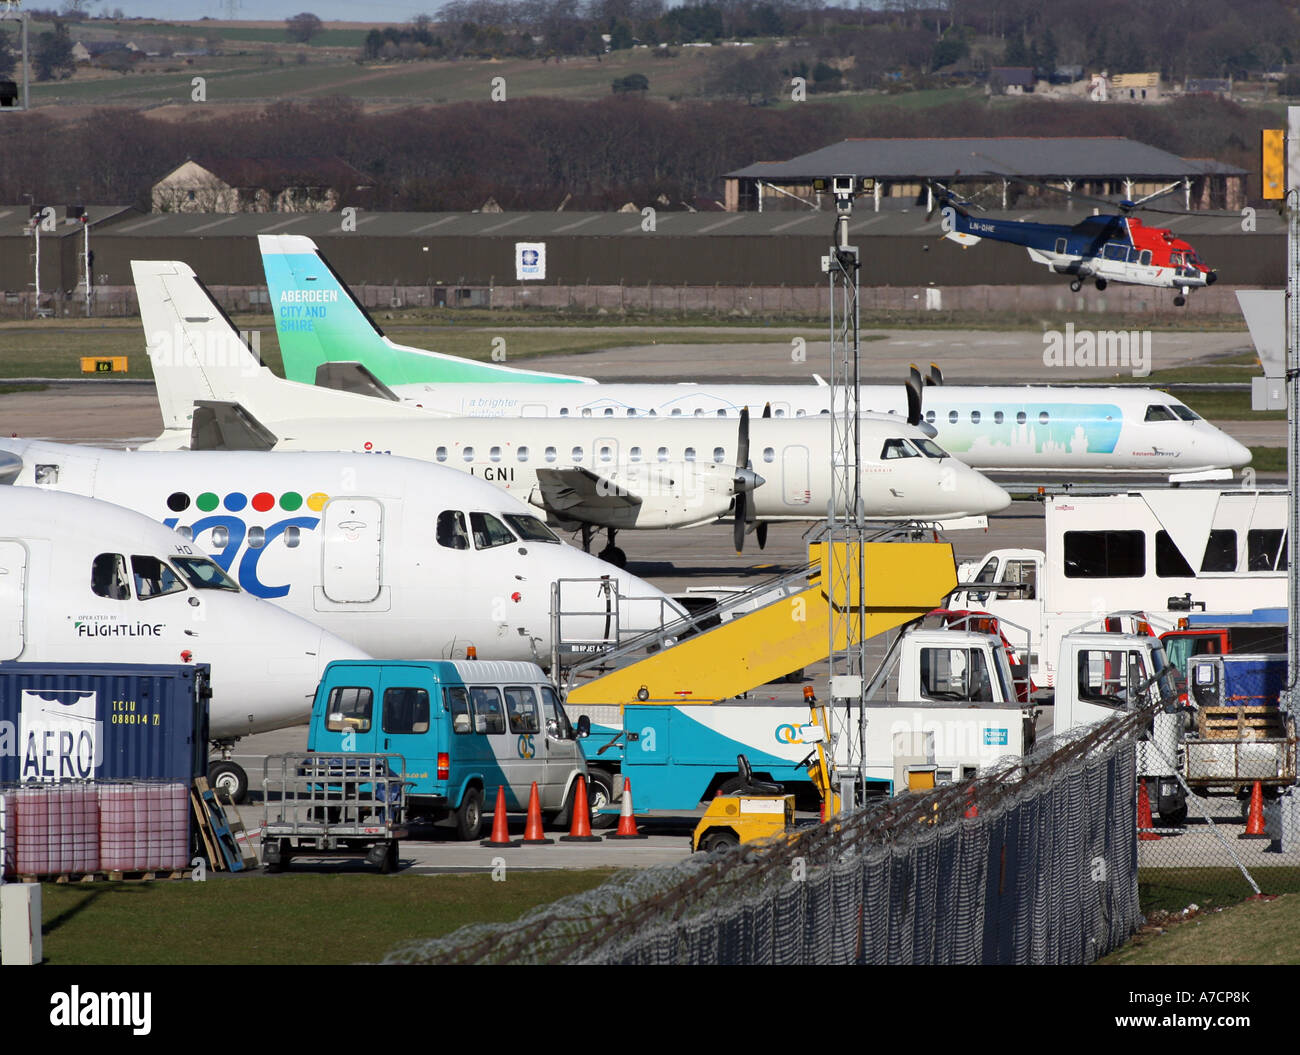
[{"xmin": 307, "ymin": 659, "xmax": 588, "ymax": 840}]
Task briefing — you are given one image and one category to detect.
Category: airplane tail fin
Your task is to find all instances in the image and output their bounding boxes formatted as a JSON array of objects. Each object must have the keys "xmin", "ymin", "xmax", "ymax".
[
  {"xmin": 133, "ymin": 259, "xmax": 284, "ymax": 432},
  {"xmin": 258, "ymin": 234, "xmax": 594, "ymax": 387}
]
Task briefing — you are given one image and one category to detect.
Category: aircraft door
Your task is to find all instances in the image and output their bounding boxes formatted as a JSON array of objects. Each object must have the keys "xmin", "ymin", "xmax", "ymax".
[
  {"xmin": 321, "ymin": 498, "xmax": 383, "ymax": 603},
  {"xmin": 0, "ymin": 541, "xmax": 26, "ymax": 660},
  {"xmin": 782, "ymin": 445, "xmax": 812, "ymax": 507}
]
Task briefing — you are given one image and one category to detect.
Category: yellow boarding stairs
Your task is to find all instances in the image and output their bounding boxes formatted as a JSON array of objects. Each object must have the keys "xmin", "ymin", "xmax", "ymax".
[{"xmin": 565, "ymin": 541, "xmax": 957, "ymax": 709}]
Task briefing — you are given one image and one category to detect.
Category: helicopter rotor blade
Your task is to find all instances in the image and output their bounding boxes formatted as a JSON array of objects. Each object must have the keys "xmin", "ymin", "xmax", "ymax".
[{"xmin": 906, "ymin": 364, "xmax": 924, "ymax": 427}]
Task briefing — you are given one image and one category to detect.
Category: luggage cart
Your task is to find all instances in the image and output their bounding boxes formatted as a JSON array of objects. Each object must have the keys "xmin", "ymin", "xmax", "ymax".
[{"xmin": 261, "ymin": 754, "xmax": 408, "ymax": 873}]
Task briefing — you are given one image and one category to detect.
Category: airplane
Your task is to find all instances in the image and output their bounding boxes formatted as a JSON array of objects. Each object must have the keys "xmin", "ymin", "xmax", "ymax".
[
  {"xmin": 0, "ymin": 481, "xmax": 370, "ymax": 799},
  {"xmin": 937, "ymin": 191, "xmax": 1217, "ymax": 306},
  {"xmin": 257, "ymin": 234, "xmax": 1247, "ymax": 473},
  {"xmin": 133, "ymin": 260, "xmax": 1013, "ymax": 567},
  {"xmin": 0, "ymin": 441, "xmax": 683, "ymax": 797}
]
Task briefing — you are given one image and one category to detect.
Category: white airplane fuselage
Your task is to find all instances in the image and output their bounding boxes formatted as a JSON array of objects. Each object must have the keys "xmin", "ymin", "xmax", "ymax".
[
  {"xmin": 0, "ymin": 485, "xmax": 369, "ymax": 741},
  {"xmin": 0, "ymin": 442, "xmax": 681, "ymax": 664}
]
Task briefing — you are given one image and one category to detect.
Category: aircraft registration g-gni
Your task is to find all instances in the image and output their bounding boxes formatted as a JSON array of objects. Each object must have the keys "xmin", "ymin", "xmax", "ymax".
[
  {"xmin": 0, "ymin": 441, "xmax": 681, "ymax": 798},
  {"xmin": 256, "ymin": 235, "xmax": 1247, "ymax": 477},
  {"xmin": 0, "ymin": 481, "xmax": 370, "ymax": 796},
  {"xmin": 133, "ymin": 260, "xmax": 1011, "ymax": 567},
  {"xmin": 939, "ymin": 194, "xmax": 1217, "ymax": 306}
]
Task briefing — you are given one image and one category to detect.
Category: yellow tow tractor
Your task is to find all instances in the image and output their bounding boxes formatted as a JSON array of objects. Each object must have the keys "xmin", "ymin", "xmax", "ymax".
[{"xmin": 691, "ymin": 755, "xmax": 798, "ymax": 853}]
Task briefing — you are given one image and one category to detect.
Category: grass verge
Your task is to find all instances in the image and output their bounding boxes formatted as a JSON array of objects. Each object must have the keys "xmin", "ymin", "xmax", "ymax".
[{"xmin": 39, "ymin": 869, "xmax": 615, "ymax": 965}]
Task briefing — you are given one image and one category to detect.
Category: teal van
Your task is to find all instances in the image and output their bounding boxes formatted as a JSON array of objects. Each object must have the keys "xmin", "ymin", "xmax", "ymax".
[{"xmin": 307, "ymin": 660, "xmax": 588, "ymax": 840}]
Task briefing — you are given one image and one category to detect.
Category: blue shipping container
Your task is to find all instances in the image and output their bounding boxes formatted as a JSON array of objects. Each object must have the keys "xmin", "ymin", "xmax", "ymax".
[{"xmin": 0, "ymin": 663, "xmax": 211, "ymax": 785}]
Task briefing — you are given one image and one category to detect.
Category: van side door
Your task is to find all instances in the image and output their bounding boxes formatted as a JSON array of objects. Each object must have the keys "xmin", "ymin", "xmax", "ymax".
[{"xmin": 376, "ymin": 673, "xmax": 437, "ymax": 791}]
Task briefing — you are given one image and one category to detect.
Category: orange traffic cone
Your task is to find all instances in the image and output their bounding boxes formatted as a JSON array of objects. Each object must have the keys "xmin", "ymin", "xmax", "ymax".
[
  {"xmin": 559, "ymin": 778, "xmax": 602, "ymax": 843},
  {"xmin": 606, "ymin": 777, "xmax": 648, "ymax": 840},
  {"xmin": 522, "ymin": 782, "xmax": 554, "ymax": 845},
  {"xmin": 1239, "ymin": 780, "xmax": 1270, "ymax": 841},
  {"xmin": 964, "ymin": 786, "xmax": 979, "ymax": 819},
  {"xmin": 1137, "ymin": 780, "xmax": 1161, "ymax": 841},
  {"xmin": 480, "ymin": 785, "xmax": 520, "ymax": 848}
]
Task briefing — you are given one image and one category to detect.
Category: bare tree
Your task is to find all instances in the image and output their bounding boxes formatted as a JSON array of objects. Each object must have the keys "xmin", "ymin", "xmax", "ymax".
[{"xmin": 286, "ymin": 12, "xmax": 324, "ymax": 44}]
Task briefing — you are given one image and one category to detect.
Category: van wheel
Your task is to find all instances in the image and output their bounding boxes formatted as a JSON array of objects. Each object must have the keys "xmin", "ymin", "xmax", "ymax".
[
  {"xmin": 455, "ymin": 787, "xmax": 484, "ymax": 841},
  {"xmin": 587, "ymin": 771, "xmax": 618, "ymax": 830}
]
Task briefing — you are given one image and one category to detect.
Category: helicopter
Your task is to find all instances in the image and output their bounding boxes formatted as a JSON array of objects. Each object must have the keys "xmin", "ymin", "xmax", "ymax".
[{"xmin": 933, "ymin": 179, "xmax": 1218, "ymax": 306}]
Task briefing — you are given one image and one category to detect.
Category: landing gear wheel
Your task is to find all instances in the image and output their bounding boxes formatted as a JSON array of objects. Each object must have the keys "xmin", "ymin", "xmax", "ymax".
[
  {"xmin": 587, "ymin": 770, "xmax": 618, "ymax": 829},
  {"xmin": 598, "ymin": 546, "xmax": 627, "ymax": 569},
  {"xmin": 700, "ymin": 830, "xmax": 739, "ymax": 854},
  {"xmin": 1069, "ymin": 279, "xmax": 1082, "ymax": 293},
  {"xmin": 455, "ymin": 786, "xmax": 484, "ymax": 841},
  {"xmin": 208, "ymin": 760, "xmax": 248, "ymax": 805},
  {"xmin": 1173, "ymin": 295, "xmax": 1186, "ymax": 307},
  {"xmin": 1094, "ymin": 278, "xmax": 1108, "ymax": 291}
]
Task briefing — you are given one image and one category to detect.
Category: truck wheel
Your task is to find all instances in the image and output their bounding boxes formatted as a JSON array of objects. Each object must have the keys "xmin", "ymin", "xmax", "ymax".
[
  {"xmin": 455, "ymin": 787, "xmax": 484, "ymax": 841},
  {"xmin": 209, "ymin": 761, "xmax": 248, "ymax": 805},
  {"xmin": 700, "ymin": 830, "xmax": 739, "ymax": 854},
  {"xmin": 1159, "ymin": 805, "xmax": 1188, "ymax": 827},
  {"xmin": 587, "ymin": 771, "xmax": 618, "ymax": 830}
]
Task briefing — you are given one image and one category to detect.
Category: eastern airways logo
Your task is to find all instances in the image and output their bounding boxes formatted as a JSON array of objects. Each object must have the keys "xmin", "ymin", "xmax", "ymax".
[{"xmin": 162, "ymin": 488, "xmax": 328, "ymax": 599}]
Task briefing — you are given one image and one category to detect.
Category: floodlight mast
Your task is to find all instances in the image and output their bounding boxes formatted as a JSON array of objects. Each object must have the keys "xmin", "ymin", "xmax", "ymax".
[{"xmin": 823, "ymin": 175, "xmax": 867, "ymax": 813}]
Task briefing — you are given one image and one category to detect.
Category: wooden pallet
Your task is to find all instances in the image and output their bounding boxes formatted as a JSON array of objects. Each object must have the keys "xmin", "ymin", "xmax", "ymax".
[
  {"xmin": 191, "ymin": 777, "xmax": 246, "ymax": 872},
  {"xmin": 15, "ymin": 870, "xmax": 187, "ymax": 884},
  {"xmin": 1197, "ymin": 706, "xmax": 1289, "ymax": 741}
]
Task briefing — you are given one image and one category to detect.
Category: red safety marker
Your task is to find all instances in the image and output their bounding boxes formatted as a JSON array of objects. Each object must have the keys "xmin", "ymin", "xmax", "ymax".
[{"xmin": 605, "ymin": 778, "xmax": 648, "ymax": 840}]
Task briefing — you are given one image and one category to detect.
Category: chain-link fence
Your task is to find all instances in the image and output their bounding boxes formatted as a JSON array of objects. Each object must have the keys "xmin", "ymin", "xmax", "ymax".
[{"xmin": 384, "ymin": 710, "xmax": 1154, "ymax": 965}]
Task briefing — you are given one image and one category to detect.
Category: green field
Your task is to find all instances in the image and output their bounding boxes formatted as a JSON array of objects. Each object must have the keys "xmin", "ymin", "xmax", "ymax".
[{"xmin": 36, "ymin": 870, "xmax": 613, "ymax": 965}]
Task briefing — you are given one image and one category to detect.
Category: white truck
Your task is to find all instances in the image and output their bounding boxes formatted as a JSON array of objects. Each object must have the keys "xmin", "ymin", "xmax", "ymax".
[{"xmin": 952, "ymin": 488, "xmax": 1289, "ymax": 688}]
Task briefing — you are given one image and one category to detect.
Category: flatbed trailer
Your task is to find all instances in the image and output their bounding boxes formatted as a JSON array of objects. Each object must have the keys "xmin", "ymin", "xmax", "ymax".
[{"xmin": 261, "ymin": 753, "xmax": 408, "ymax": 873}]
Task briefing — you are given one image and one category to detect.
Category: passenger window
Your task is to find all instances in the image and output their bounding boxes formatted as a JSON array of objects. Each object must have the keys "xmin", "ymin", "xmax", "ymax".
[
  {"xmin": 582, "ymin": 408, "xmax": 592, "ymax": 417},
  {"xmin": 1063, "ymin": 530, "xmax": 1145, "ymax": 578},
  {"xmin": 1038, "ymin": 411, "xmax": 1049, "ymax": 424},
  {"xmin": 284, "ymin": 526, "xmax": 301, "ymax": 548},
  {"xmin": 763, "ymin": 447, "xmax": 775, "ymax": 463},
  {"xmin": 604, "ymin": 408, "xmax": 614, "ymax": 416},
  {"xmin": 671, "ymin": 408, "xmax": 682, "ymax": 416},
  {"xmin": 598, "ymin": 445, "xmax": 613, "ymax": 463},
  {"xmin": 1247, "ymin": 529, "xmax": 1284, "ymax": 571},
  {"xmin": 490, "ymin": 446, "xmax": 502, "ymax": 462},
  {"xmin": 540, "ymin": 685, "xmax": 572, "ymax": 739},
  {"xmin": 1200, "ymin": 530, "xmax": 1238, "ymax": 573},
  {"xmin": 657, "ymin": 447, "xmax": 669, "ymax": 462},
  {"xmin": 630, "ymin": 446, "xmax": 642, "ymax": 461},
  {"xmin": 994, "ymin": 411, "xmax": 1004, "ymax": 424},
  {"xmin": 1140, "ymin": 249, "xmax": 1152, "ymax": 266},
  {"xmin": 925, "ymin": 410, "xmax": 936, "ymax": 424},
  {"xmin": 470, "ymin": 512, "xmax": 516, "ymax": 550},
  {"xmin": 505, "ymin": 687, "xmax": 540, "ymax": 733},
  {"xmin": 383, "ymin": 687, "xmax": 430, "ymax": 735},
  {"xmin": 325, "ymin": 686, "xmax": 373, "ymax": 733},
  {"xmin": 436, "ymin": 510, "xmax": 470, "ymax": 550},
  {"xmin": 470, "ymin": 687, "xmax": 505, "ymax": 734},
  {"xmin": 1054, "ymin": 237, "xmax": 1067, "ymax": 254},
  {"xmin": 518, "ymin": 446, "xmax": 529, "ymax": 462},
  {"xmin": 545, "ymin": 446, "xmax": 557, "ymax": 463},
  {"xmin": 462, "ymin": 446, "xmax": 475, "ymax": 462},
  {"xmin": 130, "ymin": 555, "xmax": 186, "ymax": 600},
  {"xmin": 948, "ymin": 410, "xmax": 958, "ymax": 424},
  {"xmin": 685, "ymin": 447, "xmax": 696, "ymax": 462},
  {"xmin": 1154, "ymin": 530, "xmax": 1194, "ymax": 577},
  {"xmin": 970, "ymin": 411, "xmax": 980, "ymax": 424},
  {"xmin": 436, "ymin": 446, "xmax": 447, "ymax": 462},
  {"xmin": 1016, "ymin": 411, "xmax": 1027, "ymax": 425},
  {"xmin": 712, "ymin": 447, "xmax": 725, "ymax": 463},
  {"xmin": 247, "ymin": 527, "xmax": 265, "ymax": 549},
  {"xmin": 694, "ymin": 409, "xmax": 704, "ymax": 417},
  {"xmin": 445, "ymin": 686, "xmax": 471, "ymax": 735},
  {"xmin": 717, "ymin": 409, "xmax": 728, "ymax": 417},
  {"xmin": 571, "ymin": 445, "xmax": 584, "ymax": 463},
  {"xmin": 91, "ymin": 553, "xmax": 131, "ymax": 600}
]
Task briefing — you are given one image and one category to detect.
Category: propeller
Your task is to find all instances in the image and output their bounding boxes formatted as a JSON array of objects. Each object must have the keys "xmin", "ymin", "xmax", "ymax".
[
  {"xmin": 906, "ymin": 364, "xmax": 925, "ymax": 427},
  {"xmin": 925, "ymin": 362, "xmax": 944, "ymax": 387},
  {"xmin": 732, "ymin": 406, "xmax": 765, "ymax": 553}
]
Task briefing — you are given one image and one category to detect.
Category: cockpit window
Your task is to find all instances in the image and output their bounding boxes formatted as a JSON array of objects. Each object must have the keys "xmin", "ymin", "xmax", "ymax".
[
  {"xmin": 130, "ymin": 555, "xmax": 187, "ymax": 600},
  {"xmin": 504, "ymin": 514, "xmax": 560, "ymax": 543},
  {"xmin": 172, "ymin": 556, "xmax": 239, "ymax": 591},
  {"xmin": 913, "ymin": 438, "xmax": 948, "ymax": 459},
  {"xmin": 436, "ymin": 510, "xmax": 470, "ymax": 550},
  {"xmin": 1171, "ymin": 405, "xmax": 1201, "ymax": 421},
  {"xmin": 881, "ymin": 438, "xmax": 920, "ymax": 459},
  {"xmin": 470, "ymin": 512, "xmax": 516, "ymax": 550},
  {"xmin": 91, "ymin": 553, "xmax": 131, "ymax": 600},
  {"xmin": 1144, "ymin": 405, "xmax": 1177, "ymax": 422}
]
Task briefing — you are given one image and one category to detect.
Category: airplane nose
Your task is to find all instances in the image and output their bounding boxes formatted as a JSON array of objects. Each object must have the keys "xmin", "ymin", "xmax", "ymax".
[
  {"xmin": 1206, "ymin": 270, "xmax": 1218, "ymax": 286},
  {"xmin": 974, "ymin": 471, "xmax": 1013, "ymax": 514},
  {"xmin": 1220, "ymin": 430, "xmax": 1251, "ymax": 470}
]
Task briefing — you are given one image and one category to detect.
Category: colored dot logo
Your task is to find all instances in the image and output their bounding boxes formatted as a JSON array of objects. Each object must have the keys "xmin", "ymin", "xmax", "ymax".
[
  {"xmin": 168, "ymin": 491, "xmax": 326, "ymax": 515},
  {"xmin": 774, "ymin": 723, "xmax": 802, "ymax": 745}
]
